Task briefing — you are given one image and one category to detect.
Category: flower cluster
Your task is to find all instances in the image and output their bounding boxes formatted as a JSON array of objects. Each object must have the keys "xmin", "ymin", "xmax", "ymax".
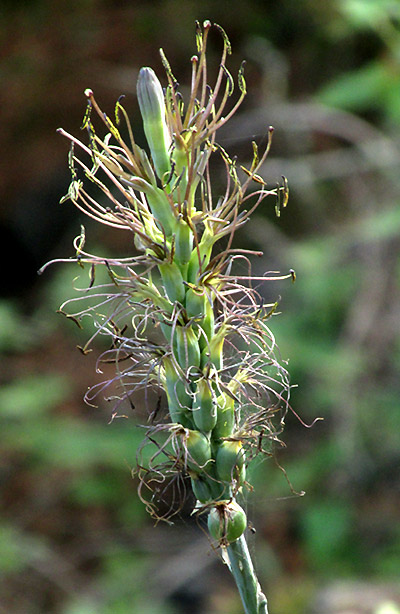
[{"xmin": 50, "ymin": 21, "xmax": 294, "ymax": 541}]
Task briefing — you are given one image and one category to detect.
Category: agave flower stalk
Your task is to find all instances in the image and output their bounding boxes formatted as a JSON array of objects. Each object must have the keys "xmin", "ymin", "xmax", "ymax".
[{"xmin": 46, "ymin": 20, "xmax": 296, "ymax": 614}]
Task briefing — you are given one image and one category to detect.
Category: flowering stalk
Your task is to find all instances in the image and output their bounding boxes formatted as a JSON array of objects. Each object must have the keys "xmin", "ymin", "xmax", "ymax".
[{"xmin": 48, "ymin": 21, "xmax": 295, "ymax": 614}]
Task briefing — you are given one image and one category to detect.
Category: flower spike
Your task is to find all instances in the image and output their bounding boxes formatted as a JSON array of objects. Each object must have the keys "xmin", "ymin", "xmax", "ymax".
[{"xmin": 50, "ymin": 21, "xmax": 301, "ymax": 614}]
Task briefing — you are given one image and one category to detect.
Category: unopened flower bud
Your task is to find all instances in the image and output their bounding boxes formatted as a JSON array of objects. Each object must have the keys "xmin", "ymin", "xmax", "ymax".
[{"xmin": 137, "ymin": 67, "xmax": 171, "ymax": 180}]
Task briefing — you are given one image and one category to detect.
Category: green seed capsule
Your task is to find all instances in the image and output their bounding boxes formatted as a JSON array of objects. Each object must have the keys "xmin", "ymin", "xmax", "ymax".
[
  {"xmin": 163, "ymin": 357, "xmax": 191, "ymax": 402},
  {"xmin": 201, "ymin": 322, "xmax": 230, "ymax": 370},
  {"xmin": 200, "ymin": 331, "xmax": 224, "ymax": 371},
  {"xmin": 167, "ymin": 402, "xmax": 193, "ymax": 428},
  {"xmin": 146, "ymin": 191, "xmax": 175, "ymax": 236},
  {"xmin": 185, "ymin": 287, "xmax": 215, "ymax": 348},
  {"xmin": 175, "ymin": 218, "xmax": 193, "ymax": 265},
  {"xmin": 212, "ymin": 393, "xmax": 235, "ymax": 439},
  {"xmin": 158, "ymin": 262, "xmax": 185, "ymax": 304},
  {"xmin": 187, "ymin": 239, "xmax": 213, "ymax": 284},
  {"xmin": 191, "ymin": 473, "xmax": 230, "ymax": 502},
  {"xmin": 192, "ymin": 379, "xmax": 217, "ymax": 433},
  {"xmin": 215, "ymin": 440, "xmax": 245, "ymax": 482},
  {"xmin": 191, "ymin": 472, "xmax": 231, "ymax": 502},
  {"xmin": 208, "ymin": 500, "xmax": 247, "ymax": 544},
  {"xmin": 185, "ymin": 286, "xmax": 206, "ymax": 319},
  {"xmin": 165, "ymin": 385, "xmax": 193, "ymax": 427},
  {"xmin": 209, "ymin": 477, "xmax": 231, "ymax": 501},
  {"xmin": 163, "ymin": 357, "xmax": 193, "ymax": 426},
  {"xmin": 183, "ymin": 429, "xmax": 212, "ymax": 471},
  {"xmin": 190, "ymin": 474, "xmax": 213, "ymax": 503},
  {"xmin": 175, "ymin": 326, "xmax": 201, "ymax": 370},
  {"xmin": 126, "ymin": 177, "xmax": 174, "ymax": 236},
  {"xmin": 166, "ymin": 375, "xmax": 191, "ymax": 412},
  {"xmin": 200, "ymin": 299, "xmax": 215, "ymax": 342}
]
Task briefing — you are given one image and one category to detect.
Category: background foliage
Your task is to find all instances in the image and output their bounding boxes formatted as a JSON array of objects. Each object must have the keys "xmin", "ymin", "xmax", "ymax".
[{"xmin": 1, "ymin": 1, "xmax": 399, "ymax": 613}]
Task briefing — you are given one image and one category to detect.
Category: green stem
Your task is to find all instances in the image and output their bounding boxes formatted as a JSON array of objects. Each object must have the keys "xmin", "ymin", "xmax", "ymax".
[{"xmin": 226, "ymin": 535, "xmax": 269, "ymax": 614}]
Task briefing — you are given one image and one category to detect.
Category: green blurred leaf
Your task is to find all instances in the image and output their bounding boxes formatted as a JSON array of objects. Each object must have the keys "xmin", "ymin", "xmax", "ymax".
[
  {"xmin": 301, "ymin": 499, "xmax": 354, "ymax": 569},
  {"xmin": 3, "ymin": 416, "xmax": 142, "ymax": 469},
  {"xmin": 69, "ymin": 472, "xmax": 123, "ymax": 505},
  {"xmin": 0, "ymin": 374, "xmax": 70, "ymax": 418},
  {"xmin": 318, "ymin": 61, "xmax": 389, "ymax": 112},
  {"xmin": 0, "ymin": 524, "xmax": 27, "ymax": 573},
  {"xmin": 339, "ymin": 0, "xmax": 400, "ymax": 29},
  {"xmin": 0, "ymin": 522, "xmax": 50, "ymax": 573},
  {"xmin": 0, "ymin": 301, "xmax": 38, "ymax": 352},
  {"xmin": 61, "ymin": 598, "xmax": 98, "ymax": 614}
]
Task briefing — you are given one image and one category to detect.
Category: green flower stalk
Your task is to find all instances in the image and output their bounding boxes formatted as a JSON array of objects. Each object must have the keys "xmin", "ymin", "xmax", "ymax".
[{"xmin": 45, "ymin": 20, "xmax": 298, "ymax": 614}]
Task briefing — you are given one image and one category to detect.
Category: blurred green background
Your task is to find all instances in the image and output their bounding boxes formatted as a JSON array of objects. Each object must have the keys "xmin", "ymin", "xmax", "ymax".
[{"xmin": 1, "ymin": 1, "xmax": 399, "ymax": 613}]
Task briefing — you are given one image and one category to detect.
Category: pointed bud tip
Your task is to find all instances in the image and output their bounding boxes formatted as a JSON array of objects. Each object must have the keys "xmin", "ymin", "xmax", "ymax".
[
  {"xmin": 137, "ymin": 66, "xmax": 165, "ymax": 118},
  {"xmin": 138, "ymin": 66, "xmax": 155, "ymax": 77}
]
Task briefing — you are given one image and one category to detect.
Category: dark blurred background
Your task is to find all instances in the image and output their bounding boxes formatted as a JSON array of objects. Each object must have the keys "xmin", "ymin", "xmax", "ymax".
[{"xmin": 1, "ymin": 1, "xmax": 400, "ymax": 613}]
